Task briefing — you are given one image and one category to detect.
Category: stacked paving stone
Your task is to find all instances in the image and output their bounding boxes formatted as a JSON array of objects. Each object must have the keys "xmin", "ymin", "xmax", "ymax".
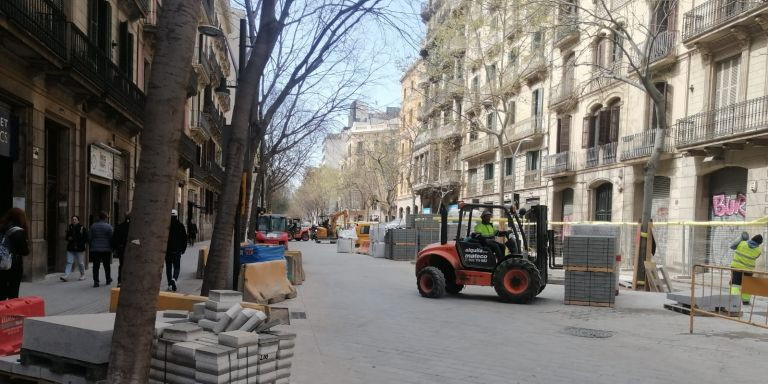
[
  {"xmin": 149, "ymin": 290, "xmax": 294, "ymax": 384},
  {"xmin": 386, "ymin": 229, "xmax": 418, "ymax": 260},
  {"xmin": 563, "ymin": 236, "xmax": 617, "ymax": 307}
]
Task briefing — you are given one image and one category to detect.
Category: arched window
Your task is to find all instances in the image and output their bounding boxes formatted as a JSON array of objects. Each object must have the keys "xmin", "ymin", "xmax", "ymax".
[{"xmin": 594, "ymin": 183, "xmax": 613, "ymax": 221}]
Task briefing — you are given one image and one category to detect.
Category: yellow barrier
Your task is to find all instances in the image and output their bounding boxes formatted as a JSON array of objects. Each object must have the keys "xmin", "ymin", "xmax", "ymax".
[
  {"xmin": 689, "ymin": 264, "xmax": 768, "ymax": 333},
  {"xmin": 108, "ymin": 288, "xmax": 270, "ymax": 316}
]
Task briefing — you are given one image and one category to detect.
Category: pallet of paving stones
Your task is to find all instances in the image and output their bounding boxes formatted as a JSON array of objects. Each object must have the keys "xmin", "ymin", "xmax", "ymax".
[
  {"xmin": 387, "ymin": 243, "xmax": 418, "ymax": 261},
  {"xmin": 564, "ymin": 271, "xmax": 615, "ymax": 307},
  {"xmin": 418, "ymin": 229, "xmax": 441, "ymax": 252},
  {"xmin": 18, "ymin": 348, "xmax": 108, "ymax": 382},
  {"xmin": 388, "ymin": 228, "xmax": 418, "ymax": 243},
  {"xmin": 563, "ymin": 236, "xmax": 617, "ymax": 268},
  {"xmin": 662, "ymin": 303, "xmax": 741, "ymax": 317},
  {"xmin": 413, "ymin": 214, "xmax": 441, "ymax": 229}
]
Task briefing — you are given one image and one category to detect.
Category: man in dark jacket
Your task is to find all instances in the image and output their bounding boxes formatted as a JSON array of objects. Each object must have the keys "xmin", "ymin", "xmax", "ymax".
[
  {"xmin": 187, "ymin": 220, "xmax": 198, "ymax": 246},
  {"xmin": 113, "ymin": 213, "xmax": 130, "ymax": 287},
  {"xmin": 89, "ymin": 211, "xmax": 113, "ymax": 287},
  {"xmin": 166, "ymin": 210, "xmax": 188, "ymax": 291}
]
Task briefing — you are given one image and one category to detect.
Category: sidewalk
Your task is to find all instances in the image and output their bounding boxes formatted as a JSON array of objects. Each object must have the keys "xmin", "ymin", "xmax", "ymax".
[{"xmin": 18, "ymin": 241, "xmax": 209, "ymax": 316}]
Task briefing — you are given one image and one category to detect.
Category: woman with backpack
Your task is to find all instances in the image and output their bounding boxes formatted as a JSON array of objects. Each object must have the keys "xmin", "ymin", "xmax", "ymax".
[
  {"xmin": 0, "ymin": 208, "xmax": 30, "ymax": 300},
  {"xmin": 60, "ymin": 215, "xmax": 88, "ymax": 282}
]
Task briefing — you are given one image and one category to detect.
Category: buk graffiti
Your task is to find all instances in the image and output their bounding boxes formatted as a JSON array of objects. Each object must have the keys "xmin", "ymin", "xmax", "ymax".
[{"xmin": 712, "ymin": 193, "xmax": 746, "ymax": 218}]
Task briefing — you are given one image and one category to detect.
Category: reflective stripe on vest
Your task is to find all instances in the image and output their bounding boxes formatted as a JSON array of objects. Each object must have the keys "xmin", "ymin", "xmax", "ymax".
[{"xmin": 730, "ymin": 241, "xmax": 761, "ymax": 270}]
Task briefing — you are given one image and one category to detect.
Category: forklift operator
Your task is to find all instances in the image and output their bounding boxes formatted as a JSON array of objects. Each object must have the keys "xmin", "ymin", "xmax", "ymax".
[{"xmin": 473, "ymin": 210, "xmax": 506, "ymax": 261}]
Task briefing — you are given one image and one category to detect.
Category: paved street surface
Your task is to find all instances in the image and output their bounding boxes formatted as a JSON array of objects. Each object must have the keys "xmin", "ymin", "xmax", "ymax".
[
  {"xmin": 17, "ymin": 240, "xmax": 768, "ymax": 384},
  {"xmin": 19, "ymin": 242, "xmax": 208, "ymax": 315},
  {"xmin": 283, "ymin": 242, "xmax": 768, "ymax": 384}
]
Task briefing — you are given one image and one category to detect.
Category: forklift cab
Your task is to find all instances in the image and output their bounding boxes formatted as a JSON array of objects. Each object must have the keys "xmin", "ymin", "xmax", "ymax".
[{"xmin": 455, "ymin": 204, "xmax": 528, "ymax": 272}]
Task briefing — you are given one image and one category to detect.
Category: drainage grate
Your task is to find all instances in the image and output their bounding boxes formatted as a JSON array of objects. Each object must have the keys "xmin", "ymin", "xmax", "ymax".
[
  {"xmin": 563, "ymin": 327, "xmax": 613, "ymax": 338},
  {"xmin": 290, "ymin": 311, "xmax": 307, "ymax": 320}
]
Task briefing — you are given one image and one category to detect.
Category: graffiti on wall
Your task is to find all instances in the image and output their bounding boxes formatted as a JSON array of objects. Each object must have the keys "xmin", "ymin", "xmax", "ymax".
[{"xmin": 712, "ymin": 193, "xmax": 746, "ymax": 218}]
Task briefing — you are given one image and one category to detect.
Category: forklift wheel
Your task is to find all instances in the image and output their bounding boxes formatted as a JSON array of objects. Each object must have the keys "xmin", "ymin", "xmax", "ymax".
[
  {"xmin": 417, "ymin": 267, "xmax": 446, "ymax": 299},
  {"xmin": 492, "ymin": 258, "xmax": 541, "ymax": 304},
  {"xmin": 302, "ymin": 233, "xmax": 309, "ymax": 241}
]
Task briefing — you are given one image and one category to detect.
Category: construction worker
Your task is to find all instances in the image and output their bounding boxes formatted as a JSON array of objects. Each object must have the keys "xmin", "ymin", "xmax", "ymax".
[
  {"xmin": 729, "ymin": 232, "xmax": 763, "ymax": 305},
  {"xmin": 473, "ymin": 210, "xmax": 506, "ymax": 261}
]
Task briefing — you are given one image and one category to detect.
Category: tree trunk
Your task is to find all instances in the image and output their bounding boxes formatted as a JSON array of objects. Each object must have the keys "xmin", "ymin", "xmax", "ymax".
[
  {"xmin": 496, "ymin": 134, "xmax": 505, "ymax": 205},
  {"xmin": 202, "ymin": 0, "xmax": 286, "ymax": 295},
  {"xmin": 107, "ymin": 1, "xmax": 200, "ymax": 381},
  {"xmin": 634, "ymin": 100, "xmax": 667, "ymax": 289}
]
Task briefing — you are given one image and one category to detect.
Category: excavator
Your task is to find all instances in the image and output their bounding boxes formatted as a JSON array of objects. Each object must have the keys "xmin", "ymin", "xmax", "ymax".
[{"xmin": 311, "ymin": 210, "xmax": 349, "ymax": 243}]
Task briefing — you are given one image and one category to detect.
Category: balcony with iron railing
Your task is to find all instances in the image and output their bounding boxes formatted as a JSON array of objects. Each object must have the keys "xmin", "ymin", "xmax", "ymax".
[
  {"xmin": 682, "ymin": 0, "xmax": 767, "ymax": 43},
  {"xmin": 543, "ymin": 151, "xmax": 575, "ymax": 176},
  {"xmin": 509, "ymin": 116, "xmax": 544, "ymax": 141},
  {"xmin": 466, "ymin": 182, "xmax": 478, "ymax": 196},
  {"xmin": 190, "ymin": 111, "xmax": 212, "ymax": 141},
  {"xmin": 631, "ymin": 30, "xmax": 677, "ymax": 69},
  {"xmin": 142, "ymin": 8, "xmax": 159, "ymax": 35},
  {"xmin": 179, "ymin": 134, "xmax": 198, "ymax": 167},
  {"xmin": 520, "ymin": 52, "xmax": 547, "ymax": 83},
  {"xmin": 584, "ymin": 142, "xmax": 618, "ymax": 168},
  {"xmin": 619, "ymin": 129, "xmax": 673, "ymax": 161},
  {"xmin": 524, "ymin": 169, "xmax": 541, "ymax": 188},
  {"xmin": 204, "ymin": 103, "xmax": 225, "ymax": 139},
  {"xmin": 1, "ymin": 1, "xmax": 146, "ymax": 125},
  {"xmin": 550, "ymin": 77, "xmax": 576, "ymax": 110},
  {"xmin": 209, "ymin": 162, "xmax": 225, "ymax": 186},
  {"xmin": 461, "ymin": 135, "xmax": 496, "ymax": 159},
  {"xmin": 676, "ymin": 95, "xmax": 768, "ymax": 147},
  {"xmin": 554, "ymin": 16, "xmax": 579, "ymax": 47},
  {"xmin": 482, "ymin": 180, "xmax": 496, "ymax": 194},
  {"xmin": 503, "ymin": 176, "xmax": 514, "ymax": 191},
  {"xmin": 209, "ymin": 49, "xmax": 224, "ymax": 82},
  {"xmin": 588, "ymin": 61, "xmax": 625, "ymax": 93},
  {"xmin": 414, "ymin": 121, "xmax": 463, "ymax": 149}
]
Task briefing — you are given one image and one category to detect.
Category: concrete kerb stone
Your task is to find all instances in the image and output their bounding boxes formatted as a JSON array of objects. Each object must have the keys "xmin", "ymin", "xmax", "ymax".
[
  {"xmin": 162, "ymin": 323, "xmax": 204, "ymax": 342},
  {"xmin": 208, "ymin": 290, "xmax": 242, "ymax": 304},
  {"xmin": 218, "ymin": 330, "xmax": 259, "ymax": 348}
]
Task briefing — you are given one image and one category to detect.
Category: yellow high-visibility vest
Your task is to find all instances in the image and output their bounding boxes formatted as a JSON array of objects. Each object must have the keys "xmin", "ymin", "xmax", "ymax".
[{"xmin": 731, "ymin": 241, "xmax": 762, "ymax": 270}]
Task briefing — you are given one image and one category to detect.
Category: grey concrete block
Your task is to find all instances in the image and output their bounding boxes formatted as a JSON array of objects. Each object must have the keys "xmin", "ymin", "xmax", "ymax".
[
  {"xmin": 212, "ymin": 315, "xmax": 231, "ymax": 334},
  {"xmin": 161, "ymin": 310, "xmax": 191, "ymax": 319},
  {"xmin": 205, "ymin": 309, "xmax": 228, "ymax": 321},
  {"xmin": 205, "ymin": 300, "xmax": 238, "ymax": 312},
  {"xmin": 0, "ymin": 355, "xmax": 20, "ymax": 374},
  {"xmin": 162, "ymin": 323, "xmax": 203, "ymax": 342},
  {"xmin": 240, "ymin": 310, "xmax": 267, "ymax": 331},
  {"xmin": 171, "ymin": 341, "xmax": 208, "ymax": 364},
  {"xmin": 224, "ymin": 303, "xmax": 242, "ymax": 319},
  {"xmin": 198, "ymin": 319, "xmax": 217, "ymax": 332},
  {"xmin": 219, "ymin": 330, "xmax": 259, "ymax": 348},
  {"xmin": 224, "ymin": 311, "xmax": 251, "ymax": 332},
  {"xmin": 22, "ymin": 313, "xmax": 116, "ymax": 364},
  {"xmin": 208, "ymin": 290, "xmax": 243, "ymax": 303},
  {"xmin": 667, "ymin": 290, "xmax": 741, "ymax": 312},
  {"xmin": 193, "ymin": 302, "xmax": 206, "ymax": 315}
]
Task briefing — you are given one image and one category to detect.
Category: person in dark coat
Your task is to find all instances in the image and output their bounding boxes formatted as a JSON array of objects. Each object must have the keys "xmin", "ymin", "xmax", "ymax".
[
  {"xmin": 113, "ymin": 213, "xmax": 131, "ymax": 287},
  {"xmin": 0, "ymin": 208, "xmax": 30, "ymax": 300},
  {"xmin": 187, "ymin": 220, "xmax": 198, "ymax": 246},
  {"xmin": 89, "ymin": 211, "xmax": 113, "ymax": 287},
  {"xmin": 166, "ymin": 210, "xmax": 188, "ymax": 291},
  {"xmin": 61, "ymin": 215, "xmax": 88, "ymax": 282}
]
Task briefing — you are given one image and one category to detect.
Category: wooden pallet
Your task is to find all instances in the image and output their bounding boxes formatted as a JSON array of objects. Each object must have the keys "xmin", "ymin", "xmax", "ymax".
[
  {"xmin": 20, "ymin": 348, "xmax": 108, "ymax": 382},
  {"xmin": 564, "ymin": 300, "xmax": 615, "ymax": 308},
  {"xmin": 663, "ymin": 303, "xmax": 741, "ymax": 317},
  {"xmin": 564, "ymin": 265, "xmax": 614, "ymax": 273}
]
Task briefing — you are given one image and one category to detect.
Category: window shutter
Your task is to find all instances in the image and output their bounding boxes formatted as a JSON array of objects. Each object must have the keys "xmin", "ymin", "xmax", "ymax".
[
  {"xmin": 99, "ymin": 1, "xmax": 112, "ymax": 57},
  {"xmin": 88, "ymin": 0, "xmax": 99, "ymax": 43},
  {"xmin": 609, "ymin": 106, "xmax": 620, "ymax": 142},
  {"xmin": 127, "ymin": 32, "xmax": 134, "ymax": 81},
  {"xmin": 508, "ymin": 101, "xmax": 516, "ymax": 124},
  {"xmin": 598, "ymin": 109, "xmax": 611, "ymax": 144},
  {"xmin": 119, "ymin": 22, "xmax": 128, "ymax": 73},
  {"xmin": 582, "ymin": 116, "xmax": 590, "ymax": 148},
  {"xmin": 559, "ymin": 115, "xmax": 571, "ymax": 152}
]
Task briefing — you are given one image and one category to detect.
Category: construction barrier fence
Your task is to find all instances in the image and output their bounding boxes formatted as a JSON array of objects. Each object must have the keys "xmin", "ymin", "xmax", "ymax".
[
  {"xmin": 689, "ymin": 264, "xmax": 768, "ymax": 332},
  {"xmin": 550, "ymin": 220, "xmax": 768, "ymax": 276}
]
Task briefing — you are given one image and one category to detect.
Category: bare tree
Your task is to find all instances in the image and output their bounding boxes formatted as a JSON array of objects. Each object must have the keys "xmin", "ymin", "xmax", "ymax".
[
  {"xmin": 107, "ymin": 0, "xmax": 200, "ymax": 381},
  {"xmin": 204, "ymin": 0, "xmax": 389, "ymax": 293}
]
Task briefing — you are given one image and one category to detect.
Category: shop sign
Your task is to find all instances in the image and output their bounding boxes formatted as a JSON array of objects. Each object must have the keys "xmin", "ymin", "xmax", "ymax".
[
  {"xmin": 0, "ymin": 104, "xmax": 11, "ymax": 158},
  {"xmin": 90, "ymin": 145, "xmax": 114, "ymax": 179}
]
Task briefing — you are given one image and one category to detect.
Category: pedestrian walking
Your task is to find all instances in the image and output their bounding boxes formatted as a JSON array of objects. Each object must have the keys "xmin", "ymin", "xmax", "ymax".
[
  {"xmin": 113, "ymin": 213, "xmax": 130, "ymax": 288},
  {"xmin": 166, "ymin": 209, "xmax": 188, "ymax": 291},
  {"xmin": 730, "ymin": 232, "xmax": 763, "ymax": 305},
  {"xmin": 0, "ymin": 208, "xmax": 30, "ymax": 300},
  {"xmin": 89, "ymin": 211, "xmax": 113, "ymax": 287},
  {"xmin": 187, "ymin": 219, "xmax": 198, "ymax": 246},
  {"xmin": 60, "ymin": 215, "xmax": 87, "ymax": 282}
]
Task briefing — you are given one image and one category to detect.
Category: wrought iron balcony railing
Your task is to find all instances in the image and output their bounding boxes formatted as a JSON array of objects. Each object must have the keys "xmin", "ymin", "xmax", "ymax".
[
  {"xmin": 0, "ymin": 0, "xmax": 68, "ymax": 60},
  {"xmin": 620, "ymin": 129, "xmax": 672, "ymax": 160},
  {"xmin": 179, "ymin": 134, "xmax": 198, "ymax": 166},
  {"xmin": 524, "ymin": 169, "xmax": 541, "ymax": 188},
  {"xmin": 554, "ymin": 17, "xmax": 579, "ymax": 46},
  {"xmin": 676, "ymin": 95, "xmax": 768, "ymax": 147},
  {"xmin": 543, "ymin": 151, "xmax": 574, "ymax": 176},
  {"xmin": 585, "ymin": 142, "xmax": 618, "ymax": 168},
  {"xmin": 682, "ymin": 0, "xmax": 765, "ymax": 41},
  {"xmin": 482, "ymin": 180, "xmax": 495, "ymax": 194}
]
